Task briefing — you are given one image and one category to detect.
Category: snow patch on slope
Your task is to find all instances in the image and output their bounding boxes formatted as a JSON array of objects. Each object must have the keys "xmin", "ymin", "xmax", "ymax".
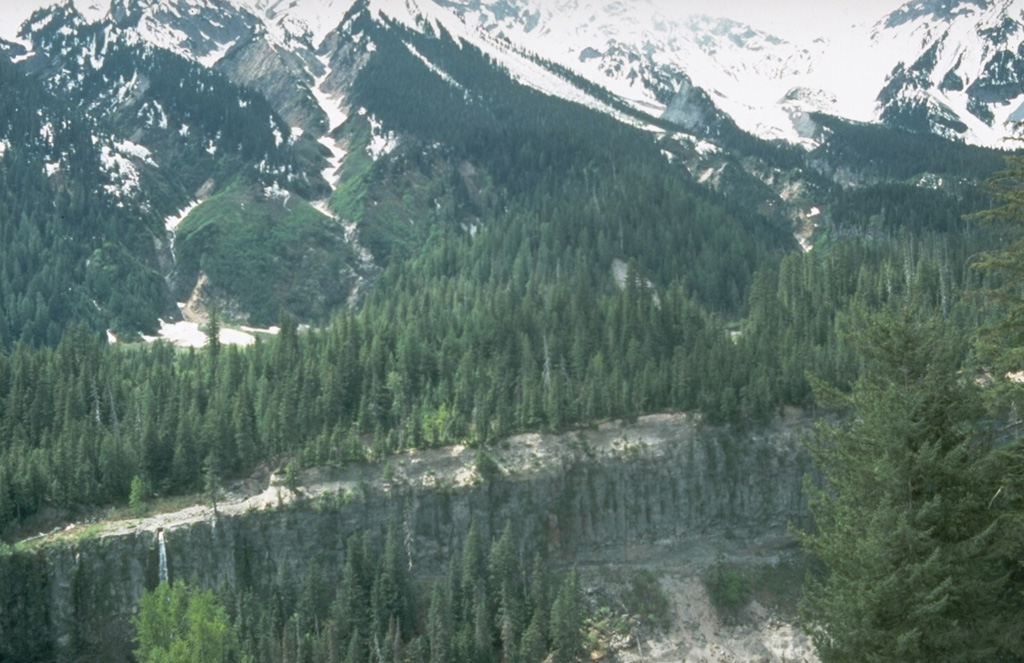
[
  {"xmin": 310, "ymin": 54, "xmax": 349, "ymax": 130},
  {"xmin": 165, "ymin": 199, "xmax": 201, "ymax": 233},
  {"xmin": 307, "ymin": 53, "xmax": 350, "ymax": 188},
  {"xmin": 114, "ymin": 138, "xmax": 156, "ymax": 165},
  {"xmin": 404, "ymin": 41, "xmax": 464, "ymax": 89},
  {"xmin": 99, "ymin": 139, "xmax": 156, "ymax": 200},
  {"xmin": 131, "ymin": 15, "xmax": 191, "ymax": 59},
  {"xmin": 263, "ymin": 180, "xmax": 291, "ymax": 204},
  {"xmin": 364, "ymin": 110, "xmax": 398, "ymax": 160},
  {"xmin": 195, "ymin": 36, "xmax": 237, "ymax": 66},
  {"xmin": 146, "ymin": 319, "xmax": 256, "ymax": 348},
  {"xmin": 317, "ymin": 135, "xmax": 347, "ymax": 188}
]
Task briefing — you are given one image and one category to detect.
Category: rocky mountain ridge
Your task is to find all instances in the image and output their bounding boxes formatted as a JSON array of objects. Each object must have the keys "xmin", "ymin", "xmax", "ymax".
[
  {"xmin": 875, "ymin": 0, "xmax": 1024, "ymax": 145},
  {"xmin": 9, "ymin": 0, "xmax": 1023, "ymax": 151},
  {"xmin": 0, "ymin": 0, "xmax": 1016, "ymax": 338},
  {"xmin": 430, "ymin": 0, "xmax": 1024, "ymax": 148}
]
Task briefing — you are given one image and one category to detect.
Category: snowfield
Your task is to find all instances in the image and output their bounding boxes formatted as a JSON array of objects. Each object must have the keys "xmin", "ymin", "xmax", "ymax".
[
  {"xmin": 141, "ymin": 319, "xmax": 259, "ymax": 348},
  {"xmin": 7, "ymin": 0, "xmax": 1017, "ymax": 148}
]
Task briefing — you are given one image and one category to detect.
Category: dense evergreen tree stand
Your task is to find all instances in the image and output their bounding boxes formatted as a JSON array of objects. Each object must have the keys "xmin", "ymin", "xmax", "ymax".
[
  {"xmin": 800, "ymin": 305, "xmax": 1024, "ymax": 663},
  {"xmin": 134, "ymin": 582, "xmax": 240, "ymax": 663},
  {"xmin": 127, "ymin": 519, "xmax": 587, "ymax": 663}
]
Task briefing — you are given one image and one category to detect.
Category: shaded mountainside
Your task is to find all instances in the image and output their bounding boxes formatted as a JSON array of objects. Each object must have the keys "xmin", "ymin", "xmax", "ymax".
[
  {"xmin": 1, "ymin": 0, "xmax": 1019, "ymax": 349},
  {"xmin": 0, "ymin": 412, "xmax": 814, "ymax": 663}
]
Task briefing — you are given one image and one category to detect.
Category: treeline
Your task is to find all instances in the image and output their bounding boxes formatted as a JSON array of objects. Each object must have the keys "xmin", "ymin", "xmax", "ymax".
[
  {"xmin": 346, "ymin": 13, "xmax": 795, "ymax": 292},
  {"xmin": 827, "ymin": 183, "xmax": 988, "ymax": 235},
  {"xmin": 1, "ymin": 3, "xmax": 1012, "ymax": 536}
]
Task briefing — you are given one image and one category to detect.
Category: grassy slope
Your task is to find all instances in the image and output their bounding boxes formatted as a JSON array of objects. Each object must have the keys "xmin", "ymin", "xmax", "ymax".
[{"xmin": 175, "ymin": 179, "xmax": 358, "ymax": 324}]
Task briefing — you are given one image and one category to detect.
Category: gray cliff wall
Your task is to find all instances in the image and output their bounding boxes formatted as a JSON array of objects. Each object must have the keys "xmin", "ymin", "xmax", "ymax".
[{"xmin": 0, "ymin": 413, "xmax": 814, "ymax": 663}]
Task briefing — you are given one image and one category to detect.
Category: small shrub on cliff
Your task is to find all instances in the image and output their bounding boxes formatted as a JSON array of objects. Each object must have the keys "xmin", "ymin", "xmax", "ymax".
[
  {"xmin": 703, "ymin": 559, "xmax": 751, "ymax": 620},
  {"xmin": 621, "ymin": 569, "xmax": 672, "ymax": 630},
  {"xmin": 474, "ymin": 450, "xmax": 501, "ymax": 481}
]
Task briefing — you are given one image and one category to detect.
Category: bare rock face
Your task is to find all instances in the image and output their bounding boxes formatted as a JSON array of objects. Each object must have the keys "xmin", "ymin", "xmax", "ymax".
[
  {"xmin": 216, "ymin": 36, "xmax": 328, "ymax": 135},
  {"xmin": 662, "ymin": 78, "xmax": 716, "ymax": 134},
  {"xmin": 0, "ymin": 412, "xmax": 815, "ymax": 662}
]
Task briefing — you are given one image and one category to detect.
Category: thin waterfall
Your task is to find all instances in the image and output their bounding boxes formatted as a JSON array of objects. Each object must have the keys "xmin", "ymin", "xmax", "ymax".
[{"xmin": 157, "ymin": 529, "xmax": 168, "ymax": 584}]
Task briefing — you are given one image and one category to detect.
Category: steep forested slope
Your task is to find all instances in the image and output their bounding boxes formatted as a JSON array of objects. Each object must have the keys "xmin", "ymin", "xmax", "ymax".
[{"xmin": 0, "ymin": 56, "xmax": 173, "ymax": 344}]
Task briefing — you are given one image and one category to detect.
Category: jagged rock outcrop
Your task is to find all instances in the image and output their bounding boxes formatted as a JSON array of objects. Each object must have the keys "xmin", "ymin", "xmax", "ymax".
[
  {"xmin": 216, "ymin": 36, "xmax": 327, "ymax": 134},
  {"xmin": 0, "ymin": 412, "xmax": 814, "ymax": 663}
]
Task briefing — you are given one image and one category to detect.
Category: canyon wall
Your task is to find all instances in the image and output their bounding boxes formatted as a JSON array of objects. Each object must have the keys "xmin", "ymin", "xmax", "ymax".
[{"xmin": 0, "ymin": 412, "xmax": 815, "ymax": 663}]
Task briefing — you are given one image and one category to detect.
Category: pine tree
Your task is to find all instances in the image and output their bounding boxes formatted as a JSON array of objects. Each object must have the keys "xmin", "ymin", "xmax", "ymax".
[
  {"xmin": 489, "ymin": 523, "xmax": 525, "ymax": 662},
  {"xmin": 470, "ymin": 579, "xmax": 492, "ymax": 663},
  {"xmin": 427, "ymin": 582, "xmax": 452, "ymax": 663},
  {"xmin": 526, "ymin": 554, "xmax": 550, "ymax": 643},
  {"xmin": 800, "ymin": 306, "xmax": 1023, "ymax": 662},
  {"xmin": 970, "ymin": 153, "xmax": 1024, "ymax": 411},
  {"xmin": 371, "ymin": 519, "xmax": 413, "ymax": 640},
  {"xmin": 344, "ymin": 628, "xmax": 365, "ymax": 663},
  {"xmin": 333, "ymin": 535, "xmax": 369, "ymax": 639},
  {"xmin": 205, "ymin": 306, "xmax": 221, "ymax": 364},
  {"xmin": 129, "ymin": 474, "xmax": 149, "ymax": 517},
  {"xmin": 459, "ymin": 519, "xmax": 486, "ymax": 623},
  {"xmin": 548, "ymin": 568, "xmax": 580, "ymax": 663},
  {"xmin": 203, "ymin": 451, "xmax": 220, "ymax": 517},
  {"xmin": 518, "ymin": 611, "xmax": 547, "ymax": 663}
]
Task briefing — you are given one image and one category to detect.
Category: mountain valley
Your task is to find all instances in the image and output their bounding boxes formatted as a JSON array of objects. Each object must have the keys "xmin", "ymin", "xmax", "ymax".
[{"xmin": 1, "ymin": 1, "xmax": 1023, "ymax": 662}]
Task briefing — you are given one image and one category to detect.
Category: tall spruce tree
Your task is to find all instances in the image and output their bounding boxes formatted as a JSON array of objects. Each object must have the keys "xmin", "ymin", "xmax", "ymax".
[
  {"xmin": 549, "ymin": 568, "xmax": 581, "ymax": 663},
  {"xmin": 800, "ymin": 306, "xmax": 1023, "ymax": 662}
]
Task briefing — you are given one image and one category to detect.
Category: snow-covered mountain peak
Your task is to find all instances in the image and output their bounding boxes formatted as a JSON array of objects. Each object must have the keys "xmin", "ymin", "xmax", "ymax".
[
  {"xmin": 8, "ymin": 0, "xmax": 1023, "ymax": 149},
  {"xmin": 423, "ymin": 0, "xmax": 826, "ymax": 144},
  {"xmin": 20, "ymin": 0, "xmax": 110, "ymax": 34},
  {"xmin": 685, "ymin": 15, "xmax": 788, "ymax": 48},
  {"xmin": 681, "ymin": 14, "xmax": 815, "ymax": 82},
  {"xmin": 233, "ymin": 0, "xmax": 357, "ymax": 46},
  {"xmin": 882, "ymin": 0, "xmax": 988, "ymax": 29},
  {"xmin": 20, "ymin": 0, "xmax": 87, "ymax": 40},
  {"xmin": 105, "ymin": 0, "xmax": 261, "ymax": 65},
  {"xmin": 872, "ymin": 0, "xmax": 1024, "ymax": 146},
  {"xmin": 441, "ymin": 0, "xmax": 1023, "ymax": 148}
]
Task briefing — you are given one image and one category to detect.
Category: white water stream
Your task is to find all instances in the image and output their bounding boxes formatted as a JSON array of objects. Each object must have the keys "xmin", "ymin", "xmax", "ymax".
[{"xmin": 157, "ymin": 529, "xmax": 168, "ymax": 584}]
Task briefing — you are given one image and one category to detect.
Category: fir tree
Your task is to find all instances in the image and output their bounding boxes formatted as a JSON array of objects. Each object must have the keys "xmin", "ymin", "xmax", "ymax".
[
  {"xmin": 800, "ymin": 306, "xmax": 1023, "ymax": 662},
  {"xmin": 548, "ymin": 568, "xmax": 581, "ymax": 663}
]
